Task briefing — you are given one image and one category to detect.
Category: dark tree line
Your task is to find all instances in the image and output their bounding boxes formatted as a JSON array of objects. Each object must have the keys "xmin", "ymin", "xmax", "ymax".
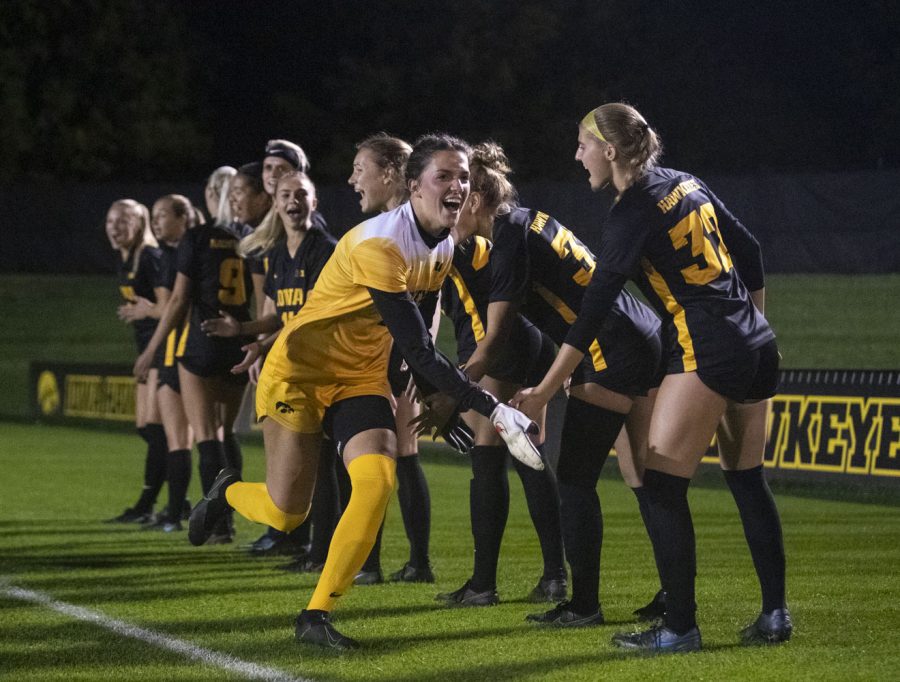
[{"xmin": 2, "ymin": 0, "xmax": 897, "ymax": 184}]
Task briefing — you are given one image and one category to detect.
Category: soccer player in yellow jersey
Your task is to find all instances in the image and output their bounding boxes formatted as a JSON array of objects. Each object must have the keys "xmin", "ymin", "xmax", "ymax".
[{"xmin": 188, "ymin": 134, "xmax": 542, "ymax": 650}]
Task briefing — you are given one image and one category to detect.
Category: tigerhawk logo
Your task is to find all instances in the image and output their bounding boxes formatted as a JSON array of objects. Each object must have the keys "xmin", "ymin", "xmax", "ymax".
[{"xmin": 275, "ymin": 401, "xmax": 294, "ymax": 414}]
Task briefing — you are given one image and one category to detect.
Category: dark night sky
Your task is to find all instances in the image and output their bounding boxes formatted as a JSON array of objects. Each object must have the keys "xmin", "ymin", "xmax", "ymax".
[
  {"xmin": 181, "ymin": 1, "xmax": 900, "ymax": 181},
  {"xmin": 3, "ymin": 0, "xmax": 898, "ymax": 183}
]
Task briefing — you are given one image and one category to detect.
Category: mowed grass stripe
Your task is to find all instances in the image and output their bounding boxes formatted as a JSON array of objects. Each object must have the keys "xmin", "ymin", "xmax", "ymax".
[{"xmin": 2, "ymin": 582, "xmax": 310, "ymax": 682}]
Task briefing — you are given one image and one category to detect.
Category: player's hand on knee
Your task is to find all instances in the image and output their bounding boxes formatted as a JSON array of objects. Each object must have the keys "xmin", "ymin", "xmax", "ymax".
[
  {"xmin": 408, "ymin": 392, "xmax": 455, "ymax": 435},
  {"xmin": 509, "ymin": 387, "xmax": 549, "ymax": 423},
  {"xmin": 490, "ymin": 403, "xmax": 543, "ymax": 470}
]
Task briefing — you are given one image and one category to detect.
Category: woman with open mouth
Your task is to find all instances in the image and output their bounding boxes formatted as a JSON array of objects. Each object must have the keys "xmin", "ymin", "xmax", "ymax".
[
  {"xmin": 347, "ymin": 133, "xmax": 440, "ymax": 587},
  {"xmin": 203, "ymin": 170, "xmax": 339, "ymax": 572},
  {"xmin": 443, "ymin": 142, "xmax": 662, "ymax": 628},
  {"xmin": 104, "ymin": 199, "xmax": 168, "ymax": 527},
  {"xmin": 517, "ymin": 102, "xmax": 789, "ymax": 653},
  {"xmin": 186, "ymin": 133, "xmax": 543, "ymax": 651}
]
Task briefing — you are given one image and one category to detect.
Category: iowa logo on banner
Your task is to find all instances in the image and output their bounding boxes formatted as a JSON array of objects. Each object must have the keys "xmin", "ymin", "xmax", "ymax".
[{"xmin": 30, "ymin": 363, "xmax": 136, "ymax": 423}]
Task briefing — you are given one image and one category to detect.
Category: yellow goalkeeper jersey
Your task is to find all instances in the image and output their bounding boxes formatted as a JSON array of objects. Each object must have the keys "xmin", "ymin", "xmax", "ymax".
[{"xmin": 263, "ymin": 201, "xmax": 455, "ymax": 390}]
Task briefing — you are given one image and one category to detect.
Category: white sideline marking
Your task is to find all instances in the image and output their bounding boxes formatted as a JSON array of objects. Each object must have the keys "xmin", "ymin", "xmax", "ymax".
[{"xmin": 2, "ymin": 583, "xmax": 312, "ymax": 682}]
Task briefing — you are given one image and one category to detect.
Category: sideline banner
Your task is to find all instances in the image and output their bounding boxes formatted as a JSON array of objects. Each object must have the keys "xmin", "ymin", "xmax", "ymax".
[
  {"xmin": 31, "ymin": 363, "xmax": 136, "ymax": 423},
  {"xmin": 30, "ymin": 363, "xmax": 900, "ymax": 483},
  {"xmin": 30, "ymin": 361, "xmax": 261, "ymax": 430},
  {"xmin": 754, "ymin": 369, "xmax": 900, "ymax": 481}
]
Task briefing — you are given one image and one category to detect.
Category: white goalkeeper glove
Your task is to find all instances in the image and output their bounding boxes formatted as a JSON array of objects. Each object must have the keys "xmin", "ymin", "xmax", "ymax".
[{"xmin": 490, "ymin": 403, "xmax": 543, "ymax": 470}]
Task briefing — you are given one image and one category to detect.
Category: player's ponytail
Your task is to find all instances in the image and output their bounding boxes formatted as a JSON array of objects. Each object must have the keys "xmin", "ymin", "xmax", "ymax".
[
  {"xmin": 470, "ymin": 141, "xmax": 517, "ymax": 215},
  {"xmin": 239, "ymin": 205, "xmax": 285, "ymax": 260},
  {"xmin": 357, "ymin": 133, "xmax": 412, "ymax": 192},
  {"xmin": 583, "ymin": 103, "xmax": 663, "ymax": 178},
  {"xmin": 205, "ymin": 166, "xmax": 237, "ymax": 227}
]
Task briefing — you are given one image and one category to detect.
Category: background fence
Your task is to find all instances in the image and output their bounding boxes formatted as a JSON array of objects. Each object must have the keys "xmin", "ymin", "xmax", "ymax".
[{"xmin": 4, "ymin": 169, "xmax": 900, "ymax": 275}]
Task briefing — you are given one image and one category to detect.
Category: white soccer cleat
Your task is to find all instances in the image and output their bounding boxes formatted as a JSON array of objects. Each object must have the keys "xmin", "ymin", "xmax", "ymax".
[{"xmin": 490, "ymin": 403, "xmax": 544, "ymax": 470}]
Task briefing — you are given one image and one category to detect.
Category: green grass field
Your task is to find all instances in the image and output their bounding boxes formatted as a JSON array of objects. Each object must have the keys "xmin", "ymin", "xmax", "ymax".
[
  {"xmin": 1, "ymin": 424, "xmax": 898, "ymax": 681},
  {"xmin": 1, "ymin": 273, "xmax": 899, "ymax": 679},
  {"xmin": 1, "ymin": 273, "xmax": 899, "ymax": 419}
]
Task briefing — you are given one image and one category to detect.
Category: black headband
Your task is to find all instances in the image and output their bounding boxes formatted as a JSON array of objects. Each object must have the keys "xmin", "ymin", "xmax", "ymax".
[{"xmin": 264, "ymin": 144, "xmax": 305, "ymax": 171}]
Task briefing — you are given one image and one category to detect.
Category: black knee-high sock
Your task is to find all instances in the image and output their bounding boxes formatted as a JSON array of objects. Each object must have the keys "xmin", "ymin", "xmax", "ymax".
[
  {"xmin": 221, "ymin": 433, "xmax": 243, "ymax": 476},
  {"xmin": 556, "ymin": 398, "xmax": 627, "ymax": 614},
  {"xmin": 309, "ymin": 441, "xmax": 340, "ymax": 564},
  {"xmin": 360, "ymin": 521, "xmax": 383, "ymax": 573},
  {"xmin": 559, "ymin": 482, "xmax": 602, "ymax": 613},
  {"xmin": 135, "ymin": 424, "xmax": 168, "ymax": 511},
  {"xmin": 132, "ymin": 427, "xmax": 154, "ymax": 512},
  {"xmin": 633, "ymin": 486, "xmax": 665, "ymax": 588},
  {"xmin": 396, "ymin": 455, "xmax": 431, "ymax": 569},
  {"xmin": 512, "ymin": 445, "xmax": 565, "ymax": 580},
  {"xmin": 288, "ymin": 518, "xmax": 311, "ymax": 548},
  {"xmin": 643, "ymin": 468, "xmax": 696, "ymax": 634},
  {"xmin": 336, "ymin": 456, "xmax": 352, "ymax": 511},
  {"xmin": 197, "ymin": 439, "xmax": 224, "ymax": 496},
  {"xmin": 469, "ymin": 445, "xmax": 509, "ymax": 591},
  {"xmin": 166, "ymin": 449, "xmax": 192, "ymax": 518},
  {"xmin": 723, "ymin": 466, "xmax": 786, "ymax": 613}
]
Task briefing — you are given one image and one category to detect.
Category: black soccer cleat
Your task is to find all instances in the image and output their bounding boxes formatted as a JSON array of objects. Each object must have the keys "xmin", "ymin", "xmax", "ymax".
[
  {"xmin": 275, "ymin": 556, "xmax": 325, "ymax": 573},
  {"xmin": 141, "ymin": 512, "xmax": 183, "ymax": 533},
  {"xmin": 388, "ymin": 562, "xmax": 435, "ymax": 584},
  {"xmin": 435, "ymin": 580, "xmax": 499, "ymax": 607},
  {"xmin": 525, "ymin": 600, "xmax": 604, "ymax": 627},
  {"xmin": 353, "ymin": 569, "xmax": 384, "ymax": 585},
  {"xmin": 187, "ymin": 468, "xmax": 241, "ymax": 546},
  {"xmin": 247, "ymin": 531, "xmax": 304, "ymax": 556},
  {"xmin": 527, "ymin": 576, "xmax": 568, "ymax": 603},
  {"xmin": 633, "ymin": 589, "xmax": 667, "ymax": 622},
  {"xmin": 295, "ymin": 610, "xmax": 359, "ymax": 651},
  {"xmin": 612, "ymin": 623, "xmax": 702, "ymax": 654},
  {"xmin": 740, "ymin": 608, "xmax": 793, "ymax": 645},
  {"xmin": 104, "ymin": 507, "xmax": 153, "ymax": 524}
]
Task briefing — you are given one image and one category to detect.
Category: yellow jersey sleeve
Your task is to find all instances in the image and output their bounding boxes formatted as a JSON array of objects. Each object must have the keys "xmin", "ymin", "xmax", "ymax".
[{"xmin": 349, "ymin": 237, "xmax": 407, "ymax": 293}]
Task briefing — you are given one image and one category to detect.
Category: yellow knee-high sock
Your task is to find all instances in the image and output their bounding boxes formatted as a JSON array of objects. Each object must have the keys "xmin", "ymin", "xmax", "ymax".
[
  {"xmin": 225, "ymin": 482, "xmax": 307, "ymax": 532},
  {"xmin": 307, "ymin": 454, "xmax": 396, "ymax": 612}
]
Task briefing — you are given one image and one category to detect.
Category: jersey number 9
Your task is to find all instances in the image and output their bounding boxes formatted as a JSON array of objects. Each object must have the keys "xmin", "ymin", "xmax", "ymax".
[{"xmin": 218, "ymin": 257, "xmax": 247, "ymax": 306}]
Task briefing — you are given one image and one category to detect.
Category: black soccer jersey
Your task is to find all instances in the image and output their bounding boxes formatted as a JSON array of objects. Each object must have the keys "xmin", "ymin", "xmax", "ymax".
[
  {"xmin": 490, "ymin": 207, "xmax": 661, "ymax": 364},
  {"xmin": 117, "ymin": 244, "xmax": 160, "ymax": 352},
  {"xmin": 239, "ymin": 211, "xmax": 330, "ymax": 277},
  {"xmin": 440, "ymin": 236, "xmax": 492, "ymax": 359},
  {"xmin": 263, "ymin": 227, "xmax": 337, "ymax": 325},
  {"xmin": 155, "ymin": 242, "xmax": 180, "ymax": 370},
  {"xmin": 595, "ymin": 167, "xmax": 774, "ymax": 372},
  {"xmin": 175, "ymin": 224, "xmax": 252, "ymax": 376},
  {"xmin": 156, "ymin": 242, "xmax": 178, "ymax": 290}
]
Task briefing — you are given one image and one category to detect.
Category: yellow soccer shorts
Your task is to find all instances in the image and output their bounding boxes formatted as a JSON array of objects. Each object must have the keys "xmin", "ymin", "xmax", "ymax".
[{"xmin": 256, "ymin": 360, "xmax": 391, "ymax": 434}]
